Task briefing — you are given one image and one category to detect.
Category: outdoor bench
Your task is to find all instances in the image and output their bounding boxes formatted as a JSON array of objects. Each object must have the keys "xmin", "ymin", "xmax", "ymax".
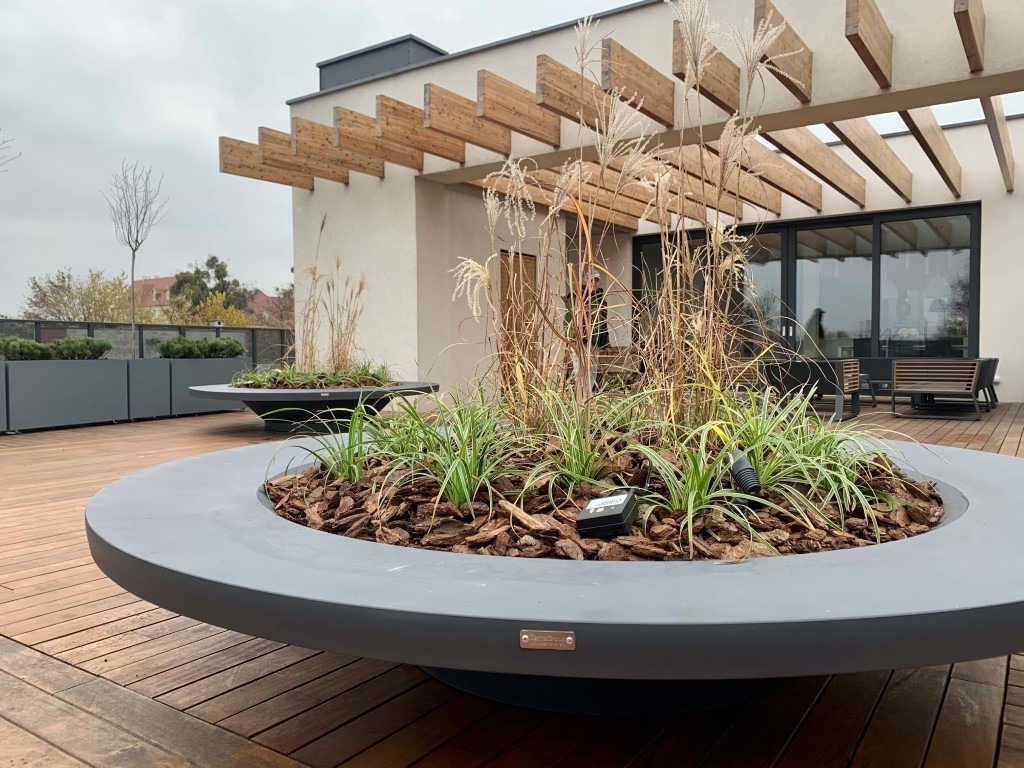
[{"xmin": 891, "ymin": 358, "xmax": 985, "ymax": 420}]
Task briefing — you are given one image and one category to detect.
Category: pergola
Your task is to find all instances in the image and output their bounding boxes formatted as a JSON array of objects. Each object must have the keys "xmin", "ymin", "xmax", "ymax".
[{"xmin": 218, "ymin": 0, "xmax": 1019, "ymax": 234}]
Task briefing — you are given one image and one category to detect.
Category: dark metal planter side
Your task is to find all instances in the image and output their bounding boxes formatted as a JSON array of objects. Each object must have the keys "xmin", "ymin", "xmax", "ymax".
[
  {"xmin": 128, "ymin": 359, "xmax": 171, "ymax": 420},
  {"xmin": 7, "ymin": 360, "xmax": 129, "ymax": 431},
  {"xmin": 0, "ymin": 363, "xmax": 7, "ymax": 432},
  {"xmin": 169, "ymin": 358, "xmax": 248, "ymax": 416}
]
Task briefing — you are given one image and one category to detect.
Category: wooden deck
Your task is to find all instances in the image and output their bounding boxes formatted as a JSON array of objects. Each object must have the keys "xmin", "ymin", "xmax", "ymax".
[{"xmin": 1, "ymin": 404, "xmax": 1024, "ymax": 767}]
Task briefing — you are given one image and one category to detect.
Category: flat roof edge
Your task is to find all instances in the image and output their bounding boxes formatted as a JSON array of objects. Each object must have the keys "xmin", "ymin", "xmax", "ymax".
[{"xmin": 287, "ymin": 0, "xmax": 661, "ymax": 106}]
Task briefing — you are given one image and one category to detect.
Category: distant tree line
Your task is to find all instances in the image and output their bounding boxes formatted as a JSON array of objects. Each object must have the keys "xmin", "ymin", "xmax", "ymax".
[{"xmin": 20, "ymin": 259, "xmax": 293, "ymax": 329}]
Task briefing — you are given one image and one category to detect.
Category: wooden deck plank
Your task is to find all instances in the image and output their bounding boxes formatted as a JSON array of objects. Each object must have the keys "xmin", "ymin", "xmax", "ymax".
[
  {"xmin": 2, "ymin": 409, "xmax": 1024, "ymax": 767},
  {"xmin": 253, "ymin": 664, "xmax": 428, "ymax": 754},
  {"xmin": 128, "ymin": 637, "xmax": 285, "ymax": 698},
  {"xmin": 77, "ymin": 623, "xmax": 229, "ymax": 675},
  {"xmin": 290, "ymin": 680, "xmax": 459, "ymax": 767},
  {"xmin": 57, "ymin": 676, "xmax": 305, "ymax": 768},
  {"xmin": 851, "ymin": 666, "xmax": 951, "ymax": 767},
  {"xmin": 631, "ymin": 703, "xmax": 747, "ymax": 767},
  {"xmin": 156, "ymin": 645, "xmax": 320, "ymax": 712},
  {"xmin": 219, "ymin": 657, "xmax": 398, "ymax": 738},
  {"xmin": 101, "ymin": 629, "xmax": 253, "ymax": 686},
  {"xmin": 0, "ymin": 668, "xmax": 191, "ymax": 767},
  {"xmin": 7, "ymin": 596, "xmax": 151, "ymax": 643},
  {"xmin": 0, "ymin": 715, "xmax": 89, "ymax": 767},
  {"xmin": 37, "ymin": 609, "xmax": 186, "ymax": 657},
  {"xmin": 923, "ymin": 677, "xmax": 1004, "ymax": 767},
  {"xmin": 953, "ymin": 657, "xmax": 1008, "ymax": 688},
  {"xmin": 998, "ymin": 723, "xmax": 1024, "ymax": 768},
  {"xmin": 57, "ymin": 616, "xmax": 201, "ymax": 666},
  {"xmin": 777, "ymin": 671, "xmax": 891, "ymax": 768},
  {"xmin": 187, "ymin": 652, "xmax": 356, "ymax": 724},
  {"xmin": 409, "ymin": 706, "xmax": 544, "ymax": 768},
  {"xmin": 340, "ymin": 693, "xmax": 497, "ymax": 768},
  {"xmin": 0, "ymin": 583, "xmax": 126, "ymax": 625},
  {"xmin": 483, "ymin": 716, "xmax": 605, "ymax": 768},
  {"xmin": 0, "ymin": 636, "xmax": 95, "ymax": 694}
]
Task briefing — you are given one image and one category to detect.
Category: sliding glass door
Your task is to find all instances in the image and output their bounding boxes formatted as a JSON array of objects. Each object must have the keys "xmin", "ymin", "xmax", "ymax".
[
  {"xmin": 792, "ymin": 225, "xmax": 873, "ymax": 359},
  {"xmin": 878, "ymin": 215, "xmax": 973, "ymax": 358},
  {"xmin": 631, "ymin": 203, "xmax": 980, "ymax": 359}
]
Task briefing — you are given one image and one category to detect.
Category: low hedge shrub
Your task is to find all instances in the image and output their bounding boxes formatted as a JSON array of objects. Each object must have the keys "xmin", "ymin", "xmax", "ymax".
[
  {"xmin": 157, "ymin": 336, "xmax": 245, "ymax": 359},
  {"xmin": 0, "ymin": 336, "xmax": 54, "ymax": 360},
  {"xmin": 50, "ymin": 337, "xmax": 113, "ymax": 360}
]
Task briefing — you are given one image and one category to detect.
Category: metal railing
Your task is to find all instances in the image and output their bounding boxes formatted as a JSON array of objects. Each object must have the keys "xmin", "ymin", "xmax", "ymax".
[{"xmin": 0, "ymin": 319, "xmax": 294, "ymax": 367}]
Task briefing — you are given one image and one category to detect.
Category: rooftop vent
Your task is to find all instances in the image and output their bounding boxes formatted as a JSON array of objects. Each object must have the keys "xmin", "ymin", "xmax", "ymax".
[{"xmin": 317, "ymin": 34, "xmax": 447, "ymax": 91}]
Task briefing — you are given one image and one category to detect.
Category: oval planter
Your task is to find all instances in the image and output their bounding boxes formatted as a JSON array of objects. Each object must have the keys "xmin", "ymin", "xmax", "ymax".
[
  {"xmin": 188, "ymin": 382, "xmax": 439, "ymax": 432},
  {"xmin": 85, "ymin": 439, "xmax": 1024, "ymax": 712}
]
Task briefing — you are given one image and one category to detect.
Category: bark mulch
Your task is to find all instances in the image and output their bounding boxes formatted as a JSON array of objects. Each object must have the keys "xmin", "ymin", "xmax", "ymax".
[{"xmin": 263, "ymin": 458, "xmax": 944, "ymax": 562}]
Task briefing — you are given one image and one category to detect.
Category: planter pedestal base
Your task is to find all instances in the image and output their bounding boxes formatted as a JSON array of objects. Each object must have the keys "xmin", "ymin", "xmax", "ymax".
[{"xmin": 422, "ymin": 667, "xmax": 778, "ymax": 714}]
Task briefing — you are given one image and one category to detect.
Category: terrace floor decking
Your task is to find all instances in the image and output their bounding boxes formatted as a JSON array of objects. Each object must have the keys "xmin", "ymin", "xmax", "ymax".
[{"xmin": 1, "ymin": 405, "xmax": 1024, "ymax": 767}]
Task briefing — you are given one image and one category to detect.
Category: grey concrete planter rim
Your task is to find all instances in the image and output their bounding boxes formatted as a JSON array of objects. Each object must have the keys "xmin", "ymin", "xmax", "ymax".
[{"xmin": 85, "ymin": 440, "xmax": 1024, "ymax": 680}]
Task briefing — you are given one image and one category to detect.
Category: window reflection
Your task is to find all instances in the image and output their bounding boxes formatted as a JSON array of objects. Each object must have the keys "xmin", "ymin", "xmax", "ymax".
[
  {"xmin": 794, "ymin": 226, "xmax": 872, "ymax": 359},
  {"xmin": 880, "ymin": 216, "xmax": 971, "ymax": 358}
]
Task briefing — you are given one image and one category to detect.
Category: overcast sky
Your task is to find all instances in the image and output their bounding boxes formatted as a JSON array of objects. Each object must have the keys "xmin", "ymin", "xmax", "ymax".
[
  {"xmin": 0, "ymin": 1, "xmax": 1019, "ymax": 317},
  {"xmin": 0, "ymin": 0, "xmax": 634, "ymax": 316}
]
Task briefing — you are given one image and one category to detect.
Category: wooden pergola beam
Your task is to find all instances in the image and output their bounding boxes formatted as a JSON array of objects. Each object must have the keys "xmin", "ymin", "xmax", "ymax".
[
  {"xmin": 954, "ymin": 0, "xmax": 986, "ymax": 72},
  {"xmin": 980, "ymin": 95, "xmax": 1015, "ymax": 192},
  {"xmin": 376, "ymin": 95, "xmax": 466, "ymax": 164},
  {"xmin": 710, "ymin": 138, "xmax": 823, "ymax": 212},
  {"xmin": 219, "ymin": 137, "xmax": 313, "ymax": 190},
  {"xmin": 476, "ymin": 70, "xmax": 561, "ymax": 148},
  {"xmin": 593, "ymin": 160, "xmax": 720, "ymax": 222},
  {"xmin": 899, "ymin": 107, "xmax": 962, "ymax": 197},
  {"xmin": 672, "ymin": 22, "xmax": 740, "ymax": 114},
  {"xmin": 845, "ymin": 0, "xmax": 893, "ymax": 89},
  {"xmin": 667, "ymin": 144, "xmax": 782, "ymax": 215},
  {"xmin": 754, "ymin": 0, "xmax": 813, "ymax": 103},
  {"xmin": 600, "ymin": 39, "xmax": 675, "ymax": 127},
  {"xmin": 763, "ymin": 127, "xmax": 867, "ymax": 207},
  {"xmin": 258, "ymin": 127, "xmax": 349, "ymax": 185},
  {"xmin": 827, "ymin": 117, "xmax": 913, "ymax": 202},
  {"xmin": 651, "ymin": 149, "xmax": 748, "ymax": 219},
  {"xmin": 291, "ymin": 118, "xmax": 384, "ymax": 178},
  {"xmin": 334, "ymin": 108, "xmax": 424, "ymax": 171},
  {"xmin": 466, "ymin": 176, "xmax": 638, "ymax": 230},
  {"xmin": 532, "ymin": 169, "xmax": 665, "ymax": 225},
  {"xmin": 536, "ymin": 54, "xmax": 611, "ymax": 128},
  {"xmin": 424, "ymin": 83, "xmax": 511, "ymax": 156}
]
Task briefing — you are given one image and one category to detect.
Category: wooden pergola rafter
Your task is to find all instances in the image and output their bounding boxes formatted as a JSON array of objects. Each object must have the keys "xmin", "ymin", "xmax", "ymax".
[{"xmin": 218, "ymin": 0, "xmax": 1018, "ymax": 222}]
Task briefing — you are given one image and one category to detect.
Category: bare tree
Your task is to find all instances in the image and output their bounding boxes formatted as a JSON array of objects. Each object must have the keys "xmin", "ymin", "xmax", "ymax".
[
  {"xmin": 102, "ymin": 160, "xmax": 168, "ymax": 356},
  {"xmin": 0, "ymin": 129, "xmax": 19, "ymax": 172}
]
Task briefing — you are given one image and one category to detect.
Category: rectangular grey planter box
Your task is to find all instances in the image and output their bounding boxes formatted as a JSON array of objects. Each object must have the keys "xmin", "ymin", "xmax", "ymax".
[
  {"xmin": 7, "ymin": 360, "xmax": 129, "ymax": 431},
  {"xmin": 129, "ymin": 359, "xmax": 171, "ymax": 420},
  {"xmin": 0, "ymin": 363, "xmax": 7, "ymax": 432},
  {"xmin": 170, "ymin": 358, "xmax": 248, "ymax": 416}
]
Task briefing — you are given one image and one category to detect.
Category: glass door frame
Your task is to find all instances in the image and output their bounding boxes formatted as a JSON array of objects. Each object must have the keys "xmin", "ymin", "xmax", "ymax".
[{"xmin": 631, "ymin": 201, "xmax": 981, "ymax": 357}]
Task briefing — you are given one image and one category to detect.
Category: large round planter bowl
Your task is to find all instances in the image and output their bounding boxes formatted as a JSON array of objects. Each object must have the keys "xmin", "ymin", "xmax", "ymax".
[
  {"xmin": 86, "ymin": 440, "xmax": 1024, "ymax": 714},
  {"xmin": 188, "ymin": 382, "xmax": 438, "ymax": 432}
]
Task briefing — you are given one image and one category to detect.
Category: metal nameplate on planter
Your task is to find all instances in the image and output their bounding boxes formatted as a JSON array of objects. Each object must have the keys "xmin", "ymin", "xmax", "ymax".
[{"xmin": 520, "ymin": 630, "xmax": 576, "ymax": 651}]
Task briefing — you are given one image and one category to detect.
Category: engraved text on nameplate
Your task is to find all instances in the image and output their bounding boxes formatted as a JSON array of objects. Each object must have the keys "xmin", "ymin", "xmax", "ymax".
[{"xmin": 520, "ymin": 630, "xmax": 576, "ymax": 651}]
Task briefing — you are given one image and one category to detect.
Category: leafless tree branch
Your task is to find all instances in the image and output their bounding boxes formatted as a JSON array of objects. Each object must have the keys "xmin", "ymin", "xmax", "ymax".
[
  {"xmin": 101, "ymin": 159, "xmax": 169, "ymax": 356},
  {"xmin": 0, "ymin": 129, "xmax": 20, "ymax": 173}
]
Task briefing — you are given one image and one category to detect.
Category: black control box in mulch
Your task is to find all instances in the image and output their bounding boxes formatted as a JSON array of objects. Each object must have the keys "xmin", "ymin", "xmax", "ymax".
[{"xmin": 576, "ymin": 489, "xmax": 640, "ymax": 539}]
